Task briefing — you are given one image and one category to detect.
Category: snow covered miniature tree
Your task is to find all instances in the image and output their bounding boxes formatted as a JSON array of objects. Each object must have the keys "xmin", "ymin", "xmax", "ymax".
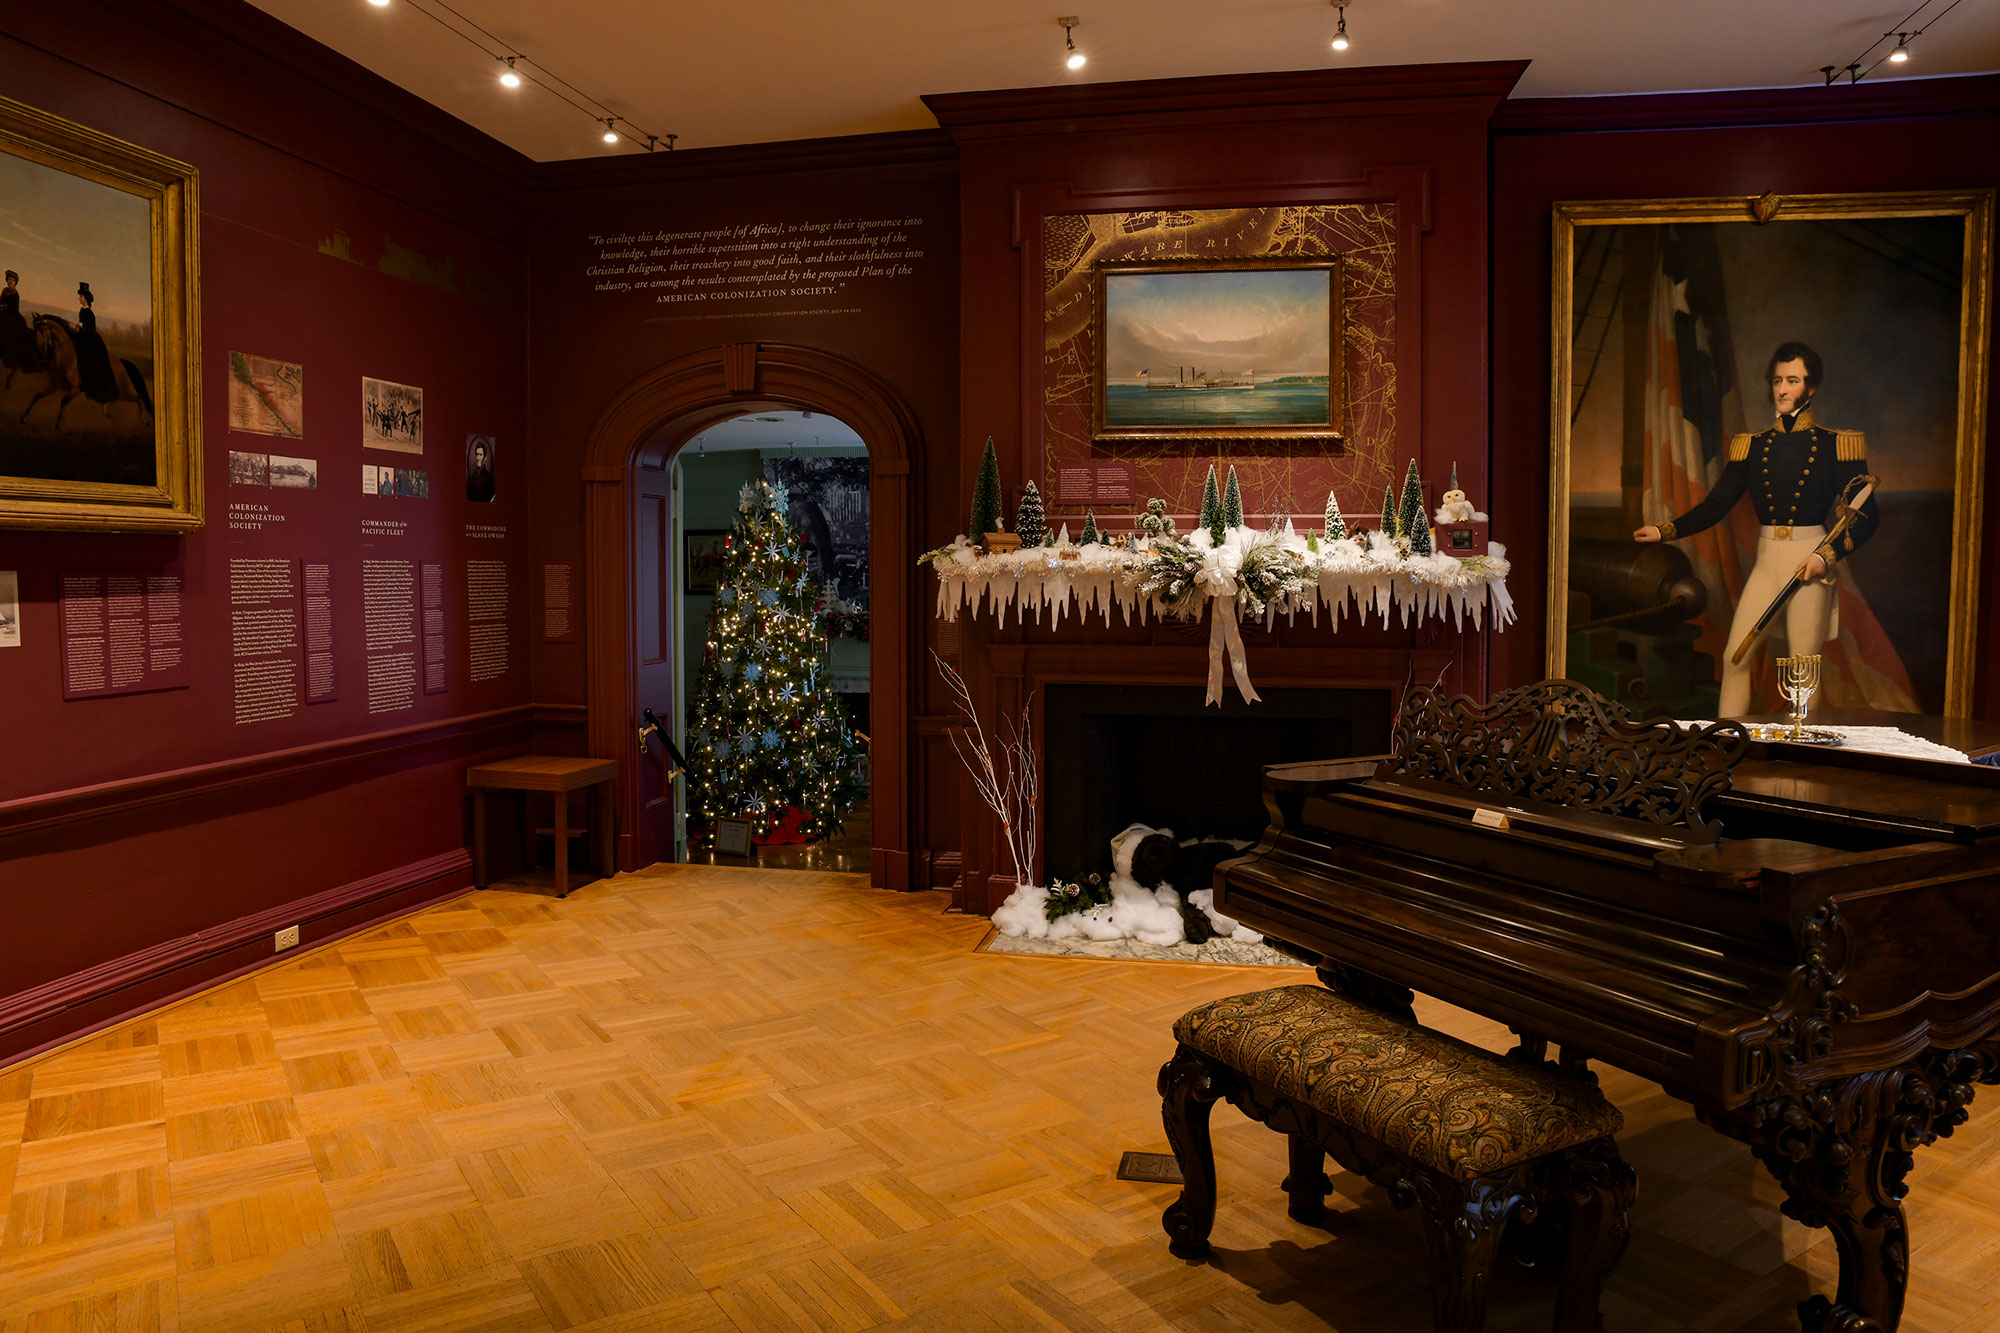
[
  {"xmin": 969, "ymin": 437, "xmax": 1003, "ymax": 540},
  {"xmin": 1223, "ymin": 466, "xmax": 1245, "ymax": 528},
  {"xmin": 1199, "ymin": 464, "xmax": 1222, "ymax": 537},
  {"xmin": 1380, "ymin": 480, "xmax": 1399, "ymax": 540},
  {"xmin": 1014, "ymin": 479, "xmax": 1047, "ymax": 547},
  {"xmin": 685, "ymin": 478, "xmax": 860, "ymax": 845},
  {"xmin": 1323, "ymin": 489, "xmax": 1347, "ymax": 541},
  {"xmin": 1396, "ymin": 459, "xmax": 1426, "ymax": 554},
  {"xmin": 1080, "ymin": 509, "xmax": 1100, "ymax": 544},
  {"xmin": 1136, "ymin": 497, "xmax": 1175, "ymax": 539}
]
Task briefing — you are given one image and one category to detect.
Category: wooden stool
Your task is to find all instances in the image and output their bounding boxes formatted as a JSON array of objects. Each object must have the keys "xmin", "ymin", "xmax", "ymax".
[
  {"xmin": 466, "ymin": 756, "xmax": 619, "ymax": 898},
  {"xmin": 1158, "ymin": 985, "xmax": 1635, "ymax": 1333}
]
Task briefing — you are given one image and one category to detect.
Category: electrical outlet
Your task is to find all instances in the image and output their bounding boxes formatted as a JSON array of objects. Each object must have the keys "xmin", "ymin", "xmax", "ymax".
[{"xmin": 274, "ymin": 925, "xmax": 300, "ymax": 952}]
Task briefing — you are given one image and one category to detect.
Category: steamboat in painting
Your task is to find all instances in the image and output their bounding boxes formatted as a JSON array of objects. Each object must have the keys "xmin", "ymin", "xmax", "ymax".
[{"xmin": 1093, "ymin": 255, "xmax": 1343, "ymax": 444}]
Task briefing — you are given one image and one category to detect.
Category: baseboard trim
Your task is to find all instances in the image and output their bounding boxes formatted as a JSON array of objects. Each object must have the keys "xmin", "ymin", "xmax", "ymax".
[{"xmin": 0, "ymin": 847, "xmax": 472, "ymax": 1067}]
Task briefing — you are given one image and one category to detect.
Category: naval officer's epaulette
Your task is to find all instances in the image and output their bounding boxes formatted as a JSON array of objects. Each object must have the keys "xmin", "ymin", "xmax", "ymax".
[
  {"xmin": 1728, "ymin": 433, "xmax": 1752, "ymax": 462},
  {"xmin": 1834, "ymin": 428, "xmax": 1866, "ymax": 461}
]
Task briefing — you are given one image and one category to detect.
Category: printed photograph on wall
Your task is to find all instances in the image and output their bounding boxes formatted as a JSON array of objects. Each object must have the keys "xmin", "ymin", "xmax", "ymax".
[
  {"xmin": 465, "ymin": 433, "xmax": 496, "ymax": 503},
  {"xmin": 268, "ymin": 454, "xmax": 316, "ymax": 489},
  {"xmin": 0, "ymin": 570, "xmax": 18, "ymax": 647},
  {"xmin": 361, "ymin": 376, "xmax": 422, "ymax": 452},
  {"xmin": 1092, "ymin": 256, "xmax": 1343, "ymax": 444},
  {"xmin": 1549, "ymin": 192, "xmax": 1992, "ymax": 718},
  {"xmin": 363, "ymin": 464, "xmax": 397, "ymax": 496},
  {"xmin": 227, "ymin": 450, "xmax": 268, "ymax": 486},
  {"xmin": 227, "ymin": 351, "xmax": 302, "ymax": 438},
  {"xmin": 684, "ymin": 530, "xmax": 729, "ymax": 596},
  {"xmin": 762, "ymin": 456, "xmax": 868, "ymax": 610},
  {"xmin": 0, "ymin": 95, "xmax": 201, "ymax": 531}
]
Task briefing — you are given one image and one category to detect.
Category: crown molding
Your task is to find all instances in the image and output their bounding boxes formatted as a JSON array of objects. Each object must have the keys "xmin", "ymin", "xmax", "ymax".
[
  {"xmin": 7, "ymin": 0, "xmax": 533, "ymax": 230},
  {"xmin": 528, "ymin": 128, "xmax": 957, "ymax": 194},
  {"xmin": 1494, "ymin": 72, "xmax": 2000, "ymax": 135},
  {"xmin": 924, "ymin": 61, "xmax": 1531, "ymax": 142}
]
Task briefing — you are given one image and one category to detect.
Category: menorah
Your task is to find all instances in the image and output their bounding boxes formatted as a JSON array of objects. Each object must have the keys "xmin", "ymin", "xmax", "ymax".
[{"xmin": 1776, "ymin": 652, "xmax": 1822, "ymax": 741}]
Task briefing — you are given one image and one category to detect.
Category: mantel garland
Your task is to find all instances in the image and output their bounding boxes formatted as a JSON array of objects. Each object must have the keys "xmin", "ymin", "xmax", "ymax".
[{"xmin": 928, "ymin": 525, "xmax": 1514, "ymax": 705}]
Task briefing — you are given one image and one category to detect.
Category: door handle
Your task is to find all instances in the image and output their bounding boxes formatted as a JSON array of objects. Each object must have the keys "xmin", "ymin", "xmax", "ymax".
[{"xmin": 638, "ymin": 707, "xmax": 688, "ymax": 778}]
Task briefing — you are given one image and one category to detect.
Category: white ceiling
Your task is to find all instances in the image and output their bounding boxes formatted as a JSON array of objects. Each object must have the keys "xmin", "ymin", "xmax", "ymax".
[
  {"xmin": 685, "ymin": 411, "xmax": 865, "ymax": 455},
  {"xmin": 251, "ymin": 0, "xmax": 2000, "ymax": 162}
]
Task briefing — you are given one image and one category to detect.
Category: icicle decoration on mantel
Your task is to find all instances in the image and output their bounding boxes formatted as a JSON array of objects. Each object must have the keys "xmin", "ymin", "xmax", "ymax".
[{"xmin": 929, "ymin": 525, "xmax": 1515, "ymax": 706}]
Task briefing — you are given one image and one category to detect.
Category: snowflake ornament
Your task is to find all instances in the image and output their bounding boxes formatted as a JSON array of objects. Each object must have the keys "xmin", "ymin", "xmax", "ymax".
[
  {"xmin": 762, "ymin": 729, "xmax": 782, "ymax": 749},
  {"xmin": 734, "ymin": 726, "xmax": 756, "ymax": 751},
  {"xmin": 744, "ymin": 663, "xmax": 762, "ymax": 682}
]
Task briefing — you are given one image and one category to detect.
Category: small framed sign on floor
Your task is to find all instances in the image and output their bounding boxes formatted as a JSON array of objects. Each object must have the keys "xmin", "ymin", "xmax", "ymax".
[{"xmin": 713, "ymin": 818, "xmax": 755, "ymax": 858}]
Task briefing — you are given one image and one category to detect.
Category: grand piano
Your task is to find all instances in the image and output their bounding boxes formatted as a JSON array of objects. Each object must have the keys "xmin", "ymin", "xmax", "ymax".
[{"xmin": 1215, "ymin": 680, "xmax": 2000, "ymax": 1333}]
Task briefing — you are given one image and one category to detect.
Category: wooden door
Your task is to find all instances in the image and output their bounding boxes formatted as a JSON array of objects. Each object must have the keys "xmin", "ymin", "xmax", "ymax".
[{"xmin": 631, "ymin": 459, "xmax": 679, "ymax": 868}]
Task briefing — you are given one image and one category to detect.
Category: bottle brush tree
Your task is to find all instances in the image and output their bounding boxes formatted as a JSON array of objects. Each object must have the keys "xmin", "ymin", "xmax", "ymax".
[
  {"xmin": 969, "ymin": 436, "xmax": 1003, "ymax": 539},
  {"xmin": 1014, "ymin": 478, "xmax": 1047, "ymax": 547}
]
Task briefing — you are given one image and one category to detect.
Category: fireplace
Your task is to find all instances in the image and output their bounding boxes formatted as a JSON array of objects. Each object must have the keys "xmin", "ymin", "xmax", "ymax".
[{"xmin": 1040, "ymin": 684, "xmax": 1392, "ymax": 883}]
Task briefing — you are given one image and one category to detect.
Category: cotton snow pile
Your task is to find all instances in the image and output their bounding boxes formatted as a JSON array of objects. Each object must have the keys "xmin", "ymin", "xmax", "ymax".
[{"xmin": 990, "ymin": 823, "xmax": 1262, "ymax": 945}]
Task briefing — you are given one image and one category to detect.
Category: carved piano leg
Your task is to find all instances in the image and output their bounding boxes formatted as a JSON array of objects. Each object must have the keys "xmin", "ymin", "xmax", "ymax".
[
  {"xmin": 1158, "ymin": 1045, "xmax": 1228, "ymax": 1259},
  {"xmin": 1549, "ymin": 1138, "xmax": 1637, "ymax": 1333},
  {"xmin": 1719, "ymin": 1047, "xmax": 2000, "ymax": 1333},
  {"xmin": 1409, "ymin": 1173, "xmax": 1516, "ymax": 1333},
  {"xmin": 1282, "ymin": 1133, "xmax": 1333, "ymax": 1224},
  {"xmin": 1317, "ymin": 960, "xmax": 1417, "ymax": 1023}
]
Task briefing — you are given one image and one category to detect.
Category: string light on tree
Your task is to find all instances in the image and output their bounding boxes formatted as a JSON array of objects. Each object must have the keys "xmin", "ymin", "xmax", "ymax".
[{"xmin": 684, "ymin": 479, "xmax": 860, "ymax": 846}]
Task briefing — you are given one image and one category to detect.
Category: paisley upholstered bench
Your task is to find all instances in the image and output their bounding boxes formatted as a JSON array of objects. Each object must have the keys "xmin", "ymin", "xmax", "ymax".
[{"xmin": 1158, "ymin": 985, "xmax": 1635, "ymax": 1332}]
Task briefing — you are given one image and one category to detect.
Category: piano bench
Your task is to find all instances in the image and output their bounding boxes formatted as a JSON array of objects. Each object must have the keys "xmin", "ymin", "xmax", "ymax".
[{"xmin": 1158, "ymin": 985, "xmax": 1635, "ymax": 1333}]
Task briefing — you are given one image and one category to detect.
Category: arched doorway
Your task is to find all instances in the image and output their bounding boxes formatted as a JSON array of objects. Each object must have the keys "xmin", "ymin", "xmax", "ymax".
[{"xmin": 580, "ymin": 342, "xmax": 919, "ymax": 888}]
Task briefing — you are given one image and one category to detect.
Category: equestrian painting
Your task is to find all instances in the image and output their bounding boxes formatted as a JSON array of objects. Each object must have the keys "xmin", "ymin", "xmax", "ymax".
[{"xmin": 0, "ymin": 151, "xmax": 158, "ymax": 487}]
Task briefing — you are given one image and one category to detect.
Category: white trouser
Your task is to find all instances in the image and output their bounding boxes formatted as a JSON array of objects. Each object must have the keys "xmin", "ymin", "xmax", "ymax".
[{"xmin": 1718, "ymin": 525, "xmax": 1833, "ymax": 718}]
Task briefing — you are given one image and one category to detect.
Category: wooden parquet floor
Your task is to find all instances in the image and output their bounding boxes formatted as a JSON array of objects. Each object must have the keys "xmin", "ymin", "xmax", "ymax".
[{"xmin": 4, "ymin": 863, "xmax": 2000, "ymax": 1332}]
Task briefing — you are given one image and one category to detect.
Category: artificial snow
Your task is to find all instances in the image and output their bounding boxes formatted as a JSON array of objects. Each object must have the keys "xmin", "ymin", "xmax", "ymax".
[{"xmin": 990, "ymin": 822, "xmax": 1262, "ymax": 947}]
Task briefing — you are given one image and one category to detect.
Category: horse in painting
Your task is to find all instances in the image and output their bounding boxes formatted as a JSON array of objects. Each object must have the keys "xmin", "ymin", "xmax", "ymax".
[{"xmin": 22, "ymin": 314, "xmax": 153, "ymax": 430}]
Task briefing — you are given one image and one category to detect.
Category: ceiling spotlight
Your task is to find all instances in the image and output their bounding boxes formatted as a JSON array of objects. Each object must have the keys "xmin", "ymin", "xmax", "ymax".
[
  {"xmin": 1888, "ymin": 33, "xmax": 1910, "ymax": 63},
  {"xmin": 499, "ymin": 57, "xmax": 522, "ymax": 89},
  {"xmin": 602, "ymin": 119, "xmax": 620, "ymax": 144},
  {"xmin": 366, "ymin": 0, "xmax": 389, "ymax": 8},
  {"xmin": 1331, "ymin": 3, "xmax": 1350, "ymax": 51},
  {"xmin": 1060, "ymin": 17, "xmax": 1085, "ymax": 71}
]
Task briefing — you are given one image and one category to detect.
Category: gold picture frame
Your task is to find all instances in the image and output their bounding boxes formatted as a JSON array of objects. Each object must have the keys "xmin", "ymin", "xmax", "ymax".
[
  {"xmin": 0, "ymin": 94, "xmax": 202, "ymax": 532},
  {"xmin": 1548, "ymin": 191, "xmax": 1991, "ymax": 719},
  {"xmin": 1092, "ymin": 255, "xmax": 1345, "ymax": 445}
]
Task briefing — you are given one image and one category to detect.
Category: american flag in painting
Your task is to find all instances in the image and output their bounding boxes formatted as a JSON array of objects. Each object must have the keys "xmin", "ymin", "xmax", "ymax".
[{"xmin": 1637, "ymin": 226, "xmax": 1916, "ymax": 711}]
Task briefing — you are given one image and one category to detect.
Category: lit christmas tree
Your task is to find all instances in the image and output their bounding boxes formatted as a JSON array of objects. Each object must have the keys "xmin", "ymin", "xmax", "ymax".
[{"xmin": 685, "ymin": 478, "xmax": 860, "ymax": 844}]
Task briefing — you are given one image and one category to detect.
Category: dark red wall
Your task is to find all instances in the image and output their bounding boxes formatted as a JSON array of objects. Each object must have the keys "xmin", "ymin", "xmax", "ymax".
[
  {"xmin": 521, "ymin": 139, "xmax": 961, "ymax": 863},
  {"xmin": 5, "ymin": 0, "xmax": 1997, "ymax": 1063},
  {"xmin": 929, "ymin": 66, "xmax": 1524, "ymax": 910},
  {"xmin": 1489, "ymin": 80, "xmax": 2000, "ymax": 716},
  {"xmin": 0, "ymin": 0, "xmax": 534, "ymax": 1062}
]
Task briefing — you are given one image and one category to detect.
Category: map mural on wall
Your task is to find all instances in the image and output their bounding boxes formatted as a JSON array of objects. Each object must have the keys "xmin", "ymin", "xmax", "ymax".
[{"xmin": 1042, "ymin": 204, "xmax": 1399, "ymax": 522}]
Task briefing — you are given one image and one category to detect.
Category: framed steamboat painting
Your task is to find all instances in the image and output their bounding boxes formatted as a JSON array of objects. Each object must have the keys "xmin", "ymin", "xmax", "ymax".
[
  {"xmin": 1092, "ymin": 256, "xmax": 1344, "ymax": 446},
  {"xmin": 0, "ymin": 95, "xmax": 201, "ymax": 532},
  {"xmin": 1549, "ymin": 191, "xmax": 1991, "ymax": 719}
]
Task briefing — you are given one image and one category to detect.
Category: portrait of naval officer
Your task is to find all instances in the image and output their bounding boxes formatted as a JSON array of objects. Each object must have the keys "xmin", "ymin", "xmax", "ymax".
[{"xmin": 1633, "ymin": 340, "xmax": 1878, "ymax": 717}]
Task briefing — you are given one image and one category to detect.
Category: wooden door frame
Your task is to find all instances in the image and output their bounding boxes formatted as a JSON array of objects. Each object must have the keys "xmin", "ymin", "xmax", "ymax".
[{"xmin": 581, "ymin": 341, "xmax": 920, "ymax": 889}]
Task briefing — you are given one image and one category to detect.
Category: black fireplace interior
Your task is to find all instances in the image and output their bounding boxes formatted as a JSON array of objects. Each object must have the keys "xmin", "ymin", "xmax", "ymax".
[{"xmin": 1041, "ymin": 684, "xmax": 1392, "ymax": 883}]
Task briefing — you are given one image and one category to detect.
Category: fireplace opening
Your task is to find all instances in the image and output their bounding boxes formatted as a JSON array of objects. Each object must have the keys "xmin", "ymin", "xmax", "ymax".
[{"xmin": 1040, "ymin": 684, "xmax": 1392, "ymax": 883}]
